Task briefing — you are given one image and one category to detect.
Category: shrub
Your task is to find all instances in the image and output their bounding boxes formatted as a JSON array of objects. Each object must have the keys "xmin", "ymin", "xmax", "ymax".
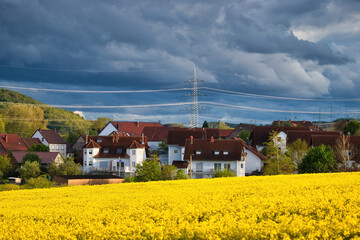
[
  {"xmin": 19, "ymin": 161, "xmax": 41, "ymax": 181},
  {"xmin": 161, "ymin": 165, "xmax": 178, "ymax": 180},
  {"xmin": 213, "ymin": 169, "xmax": 236, "ymax": 178},
  {"xmin": 22, "ymin": 177, "xmax": 55, "ymax": 189},
  {"xmin": 0, "ymin": 184, "xmax": 20, "ymax": 191},
  {"xmin": 175, "ymin": 170, "xmax": 189, "ymax": 180},
  {"xmin": 124, "ymin": 175, "xmax": 136, "ymax": 183}
]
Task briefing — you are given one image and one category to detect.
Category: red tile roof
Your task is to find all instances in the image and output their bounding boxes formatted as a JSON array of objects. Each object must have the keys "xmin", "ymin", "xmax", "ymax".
[
  {"xmin": 0, "ymin": 134, "xmax": 28, "ymax": 151},
  {"xmin": 172, "ymin": 160, "xmax": 189, "ymax": 169},
  {"xmin": 287, "ymin": 130, "xmax": 341, "ymax": 146},
  {"xmin": 36, "ymin": 129, "xmax": 66, "ymax": 144},
  {"xmin": 110, "ymin": 122, "xmax": 163, "ymax": 136},
  {"xmin": 11, "ymin": 151, "xmax": 61, "ymax": 164},
  {"xmin": 218, "ymin": 129, "xmax": 234, "ymax": 138},
  {"xmin": 84, "ymin": 140, "xmax": 101, "ymax": 149},
  {"xmin": 184, "ymin": 139, "xmax": 244, "ymax": 161},
  {"xmin": 21, "ymin": 138, "xmax": 42, "ymax": 149},
  {"xmin": 142, "ymin": 126, "xmax": 181, "ymax": 141},
  {"xmin": 167, "ymin": 128, "xmax": 220, "ymax": 146}
]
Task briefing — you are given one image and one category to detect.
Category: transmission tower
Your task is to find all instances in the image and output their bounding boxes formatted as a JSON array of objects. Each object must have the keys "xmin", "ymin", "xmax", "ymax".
[{"xmin": 182, "ymin": 66, "xmax": 207, "ymax": 128}]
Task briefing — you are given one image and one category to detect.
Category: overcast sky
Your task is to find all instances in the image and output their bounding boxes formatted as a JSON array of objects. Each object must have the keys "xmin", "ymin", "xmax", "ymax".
[{"xmin": 1, "ymin": 0, "xmax": 360, "ymax": 125}]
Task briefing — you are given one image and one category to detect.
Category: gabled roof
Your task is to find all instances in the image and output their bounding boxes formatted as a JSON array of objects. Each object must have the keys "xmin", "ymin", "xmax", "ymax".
[
  {"xmin": 184, "ymin": 139, "xmax": 244, "ymax": 161},
  {"xmin": 11, "ymin": 151, "xmax": 61, "ymax": 164},
  {"xmin": 0, "ymin": 134, "xmax": 28, "ymax": 151},
  {"xmin": 104, "ymin": 121, "xmax": 163, "ymax": 136},
  {"xmin": 142, "ymin": 126, "xmax": 181, "ymax": 141},
  {"xmin": 167, "ymin": 128, "xmax": 220, "ymax": 146},
  {"xmin": 21, "ymin": 138, "xmax": 42, "ymax": 149},
  {"xmin": 252, "ymin": 126, "xmax": 312, "ymax": 146},
  {"xmin": 35, "ymin": 129, "xmax": 66, "ymax": 144},
  {"xmin": 172, "ymin": 160, "xmax": 189, "ymax": 169},
  {"xmin": 226, "ymin": 123, "xmax": 256, "ymax": 139},
  {"xmin": 287, "ymin": 130, "xmax": 341, "ymax": 146},
  {"xmin": 84, "ymin": 140, "xmax": 101, "ymax": 149},
  {"xmin": 129, "ymin": 140, "xmax": 145, "ymax": 149},
  {"xmin": 218, "ymin": 129, "xmax": 234, "ymax": 138}
]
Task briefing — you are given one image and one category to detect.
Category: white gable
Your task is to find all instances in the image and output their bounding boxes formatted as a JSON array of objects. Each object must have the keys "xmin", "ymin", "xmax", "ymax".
[{"xmin": 98, "ymin": 123, "xmax": 117, "ymax": 136}]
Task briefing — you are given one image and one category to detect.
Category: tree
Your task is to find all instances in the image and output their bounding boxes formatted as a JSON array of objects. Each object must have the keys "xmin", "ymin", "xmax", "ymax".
[
  {"xmin": 3, "ymin": 104, "xmax": 47, "ymax": 137},
  {"xmin": 135, "ymin": 155, "xmax": 162, "ymax": 182},
  {"xmin": 238, "ymin": 130, "xmax": 251, "ymax": 141},
  {"xmin": 343, "ymin": 120, "xmax": 360, "ymax": 135},
  {"xmin": 22, "ymin": 153, "xmax": 42, "ymax": 164},
  {"xmin": 213, "ymin": 169, "xmax": 236, "ymax": 178},
  {"xmin": 22, "ymin": 177, "xmax": 55, "ymax": 189},
  {"xmin": 299, "ymin": 145, "xmax": 338, "ymax": 173},
  {"xmin": 287, "ymin": 139, "xmax": 310, "ymax": 169},
  {"xmin": 90, "ymin": 117, "xmax": 113, "ymax": 134},
  {"xmin": 263, "ymin": 131, "xmax": 295, "ymax": 175},
  {"xmin": 27, "ymin": 144, "xmax": 50, "ymax": 152},
  {"xmin": 202, "ymin": 121, "xmax": 209, "ymax": 128},
  {"xmin": 158, "ymin": 138, "xmax": 168, "ymax": 152},
  {"xmin": 217, "ymin": 121, "xmax": 232, "ymax": 129},
  {"xmin": 47, "ymin": 157, "xmax": 82, "ymax": 177},
  {"xmin": 0, "ymin": 114, "xmax": 5, "ymax": 133},
  {"xmin": 175, "ymin": 170, "xmax": 189, "ymax": 180},
  {"xmin": 0, "ymin": 154, "xmax": 12, "ymax": 179},
  {"xmin": 161, "ymin": 165, "xmax": 177, "ymax": 180},
  {"xmin": 19, "ymin": 161, "xmax": 41, "ymax": 180},
  {"xmin": 334, "ymin": 135, "xmax": 356, "ymax": 171}
]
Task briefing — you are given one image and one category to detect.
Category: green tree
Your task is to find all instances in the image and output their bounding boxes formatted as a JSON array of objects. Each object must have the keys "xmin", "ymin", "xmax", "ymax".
[
  {"xmin": 213, "ymin": 169, "xmax": 236, "ymax": 178},
  {"xmin": 343, "ymin": 120, "xmax": 360, "ymax": 135},
  {"xmin": 202, "ymin": 121, "xmax": 209, "ymax": 128},
  {"xmin": 22, "ymin": 177, "xmax": 55, "ymax": 189},
  {"xmin": 217, "ymin": 121, "xmax": 232, "ymax": 129},
  {"xmin": 238, "ymin": 130, "xmax": 251, "ymax": 141},
  {"xmin": 0, "ymin": 154, "xmax": 13, "ymax": 179},
  {"xmin": 287, "ymin": 139, "xmax": 310, "ymax": 169},
  {"xmin": 135, "ymin": 155, "xmax": 162, "ymax": 182},
  {"xmin": 161, "ymin": 165, "xmax": 177, "ymax": 180},
  {"xmin": 27, "ymin": 144, "xmax": 50, "ymax": 152},
  {"xmin": 263, "ymin": 131, "xmax": 295, "ymax": 175},
  {"xmin": 299, "ymin": 145, "xmax": 338, "ymax": 173},
  {"xmin": 0, "ymin": 114, "xmax": 5, "ymax": 133},
  {"xmin": 175, "ymin": 170, "xmax": 189, "ymax": 180},
  {"xmin": 3, "ymin": 105, "xmax": 47, "ymax": 137},
  {"xmin": 22, "ymin": 153, "xmax": 42, "ymax": 164},
  {"xmin": 90, "ymin": 117, "xmax": 113, "ymax": 134},
  {"xmin": 158, "ymin": 138, "xmax": 168, "ymax": 152},
  {"xmin": 47, "ymin": 157, "xmax": 81, "ymax": 177},
  {"xmin": 19, "ymin": 161, "xmax": 41, "ymax": 180}
]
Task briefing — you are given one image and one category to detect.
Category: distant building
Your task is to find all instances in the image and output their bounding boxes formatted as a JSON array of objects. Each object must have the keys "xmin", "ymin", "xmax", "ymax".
[
  {"xmin": 11, "ymin": 151, "xmax": 63, "ymax": 166},
  {"xmin": 32, "ymin": 129, "xmax": 67, "ymax": 157},
  {"xmin": 0, "ymin": 134, "xmax": 28, "ymax": 152},
  {"xmin": 98, "ymin": 121, "xmax": 163, "ymax": 136}
]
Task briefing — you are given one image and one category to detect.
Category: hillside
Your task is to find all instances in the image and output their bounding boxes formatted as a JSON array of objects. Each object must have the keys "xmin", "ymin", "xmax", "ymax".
[
  {"xmin": 0, "ymin": 88, "xmax": 90, "ymax": 141},
  {"xmin": 0, "ymin": 173, "xmax": 359, "ymax": 239}
]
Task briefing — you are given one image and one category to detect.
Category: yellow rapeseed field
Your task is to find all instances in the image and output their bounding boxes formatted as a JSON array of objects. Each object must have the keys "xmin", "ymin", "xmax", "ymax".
[{"xmin": 0, "ymin": 173, "xmax": 360, "ymax": 239}]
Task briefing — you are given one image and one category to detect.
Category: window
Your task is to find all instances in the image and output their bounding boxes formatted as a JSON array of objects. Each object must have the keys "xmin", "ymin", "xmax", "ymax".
[
  {"xmin": 51, "ymin": 145, "xmax": 55, "ymax": 150},
  {"xmin": 196, "ymin": 150, "xmax": 202, "ymax": 155},
  {"xmin": 132, "ymin": 150, "xmax": 136, "ymax": 155},
  {"xmin": 174, "ymin": 150, "xmax": 178, "ymax": 154},
  {"xmin": 41, "ymin": 138, "xmax": 44, "ymax": 142},
  {"xmin": 214, "ymin": 150, "xmax": 220, "ymax": 155},
  {"xmin": 224, "ymin": 163, "xmax": 230, "ymax": 170},
  {"xmin": 61, "ymin": 145, "xmax": 64, "ymax": 150},
  {"xmin": 96, "ymin": 139, "xmax": 103, "ymax": 143},
  {"xmin": 103, "ymin": 148, "xmax": 109, "ymax": 154},
  {"xmin": 89, "ymin": 150, "xmax": 93, "ymax": 154},
  {"xmin": 89, "ymin": 161, "xmax": 92, "ymax": 166},
  {"xmin": 223, "ymin": 151, "xmax": 229, "ymax": 155},
  {"xmin": 56, "ymin": 145, "xmax": 59, "ymax": 150},
  {"xmin": 196, "ymin": 162, "xmax": 203, "ymax": 172},
  {"xmin": 132, "ymin": 162, "xmax": 136, "ymax": 167},
  {"xmin": 240, "ymin": 163, "xmax": 244, "ymax": 168},
  {"xmin": 100, "ymin": 161, "xmax": 108, "ymax": 170},
  {"xmin": 117, "ymin": 148, "xmax": 123, "ymax": 154},
  {"xmin": 214, "ymin": 163, "xmax": 221, "ymax": 171}
]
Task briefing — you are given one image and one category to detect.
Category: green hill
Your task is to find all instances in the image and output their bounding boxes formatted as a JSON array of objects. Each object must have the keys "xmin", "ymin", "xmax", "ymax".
[{"xmin": 0, "ymin": 89, "xmax": 91, "ymax": 142}]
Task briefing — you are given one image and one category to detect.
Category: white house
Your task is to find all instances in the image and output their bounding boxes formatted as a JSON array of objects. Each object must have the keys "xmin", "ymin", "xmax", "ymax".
[
  {"xmin": 32, "ymin": 129, "xmax": 67, "ymax": 157},
  {"xmin": 98, "ymin": 121, "xmax": 163, "ymax": 136},
  {"xmin": 82, "ymin": 135, "xmax": 146, "ymax": 176},
  {"xmin": 183, "ymin": 137, "xmax": 247, "ymax": 178}
]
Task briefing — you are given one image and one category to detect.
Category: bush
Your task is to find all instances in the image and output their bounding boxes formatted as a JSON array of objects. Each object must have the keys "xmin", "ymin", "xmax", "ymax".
[
  {"xmin": 19, "ymin": 161, "xmax": 41, "ymax": 181},
  {"xmin": 161, "ymin": 165, "xmax": 178, "ymax": 180},
  {"xmin": 22, "ymin": 153, "xmax": 42, "ymax": 164},
  {"xmin": 213, "ymin": 169, "xmax": 236, "ymax": 178},
  {"xmin": 299, "ymin": 144, "xmax": 338, "ymax": 173},
  {"xmin": 124, "ymin": 175, "xmax": 136, "ymax": 183},
  {"xmin": 135, "ymin": 156, "xmax": 162, "ymax": 182},
  {"xmin": 175, "ymin": 170, "xmax": 189, "ymax": 180},
  {"xmin": 27, "ymin": 144, "xmax": 50, "ymax": 152},
  {"xmin": 22, "ymin": 177, "xmax": 55, "ymax": 189},
  {"xmin": 0, "ymin": 184, "xmax": 20, "ymax": 191}
]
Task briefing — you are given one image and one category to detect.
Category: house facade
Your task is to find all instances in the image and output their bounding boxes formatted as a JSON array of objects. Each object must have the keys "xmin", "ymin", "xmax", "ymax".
[
  {"xmin": 32, "ymin": 129, "xmax": 67, "ymax": 157},
  {"xmin": 82, "ymin": 135, "xmax": 146, "ymax": 176}
]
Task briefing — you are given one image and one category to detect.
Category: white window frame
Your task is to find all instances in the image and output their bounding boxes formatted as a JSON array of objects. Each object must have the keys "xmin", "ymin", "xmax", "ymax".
[
  {"xmin": 196, "ymin": 150, "xmax": 202, "ymax": 155},
  {"xmin": 214, "ymin": 150, "xmax": 220, "ymax": 155}
]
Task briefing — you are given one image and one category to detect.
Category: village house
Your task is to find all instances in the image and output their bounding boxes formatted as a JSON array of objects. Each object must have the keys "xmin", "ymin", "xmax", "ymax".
[
  {"xmin": 98, "ymin": 121, "xmax": 163, "ymax": 136},
  {"xmin": 32, "ymin": 129, "xmax": 67, "ymax": 157},
  {"xmin": 11, "ymin": 151, "xmax": 63, "ymax": 167},
  {"xmin": 82, "ymin": 134, "xmax": 147, "ymax": 176},
  {"xmin": 183, "ymin": 137, "xmax": 264, "ymax": 178},
  {"xmin": 0, "ymin": 133, "xmax": 28, "ymax": 152}
]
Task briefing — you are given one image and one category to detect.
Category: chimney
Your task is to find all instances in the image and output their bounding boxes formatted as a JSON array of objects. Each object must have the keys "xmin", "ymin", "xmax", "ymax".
[
  {"xmin": 5, "ymin": 135, "xmax": 8, "ymax": 143},
  {"xmin": 190, "ymin": 135, "xmax": 193, "ymax": 144},
  {"xmin": 141, "ymin": 133, "xmax": 145, "ymax": 143},
  {"xmin": 112, "ymin": 134, "xmax": 115, "ymax": 143},
  {"xmin": 137, "ymin": 121, "xmax": 140, "ymax": 128},
  {"xmin": 85, "ymin": 134, "xmax": 88, "ymax": 144},
  {"xmin": 210, "ymin": 136, "xmax": 214, "ymax": 143}
]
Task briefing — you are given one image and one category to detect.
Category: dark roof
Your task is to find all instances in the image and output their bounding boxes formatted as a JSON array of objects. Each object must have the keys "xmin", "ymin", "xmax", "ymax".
[
  {"xmin": 168, "ymin": 128, "xmax": 220, "ymax": 146},
  {"xmin": 218, "ymin": 129, "xmax": 234, "ymax": 138},
  {"xmin": 252, "ymin": 126, "xmax": 312, "ymax": 146},
  {"xmin": 11, "ymin": 151, "xmax": 61, "ymax": 164},
  {"xmin": 109, "ymin": 121, "xmax": 163, "ymax": 136},
  {"xmin": 272, "ymin": 120, "xmax": 320, "ymax": 129},
  {"xmin": 142, "ymin": 126, "xmax": 181, "ymax": 141},
  {"xmin": 0, "ymin": 134, "xmax": 28, "ymax": 151},
  {"xmin": 226, "ymin": 123, "xmax": 256, "ymax": 139},
  {"xmin": 54, "ymin": 175, "xmax": 123, "ymax": 179},
  {"xmin": 172, "ymin": 160, "xmax": 189, "ymax": 168},
  {"xmin": 36, "ymin": 129, "xmax": 66, "ymax": 144},
  {"xmin": 21, "ymin": 138, "xmax": 42, "ymax": 149},
  {"xmin": 287, "ymin": 130, "xmax": 341, "ymax": 146},
  {"xmin": 184, "ymin": 139, "xmax": 244, "ymax": 161}
]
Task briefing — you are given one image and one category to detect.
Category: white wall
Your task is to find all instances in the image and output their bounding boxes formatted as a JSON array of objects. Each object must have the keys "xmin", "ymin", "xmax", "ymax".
[
  {"xmin": 32, "ymin": 131, "xmax": 66, "ymax": 157},
  {"xmin": 32, "ymin": 131, "xmax": 49, "ymax": 146},
  {"xmin": 244, "ymin": 149, "xmax": 263, "ymax": 174},
  {"xmin": 168, "ymin": 145, "xmax": 184, "ymax": 165},
  {"xmin": 98, "ymin": 123, "xmax": 117, "ymax": 136},
  {"xmin": 190, "ymin": 160, "xmax": 245, "ymax": 178}
]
